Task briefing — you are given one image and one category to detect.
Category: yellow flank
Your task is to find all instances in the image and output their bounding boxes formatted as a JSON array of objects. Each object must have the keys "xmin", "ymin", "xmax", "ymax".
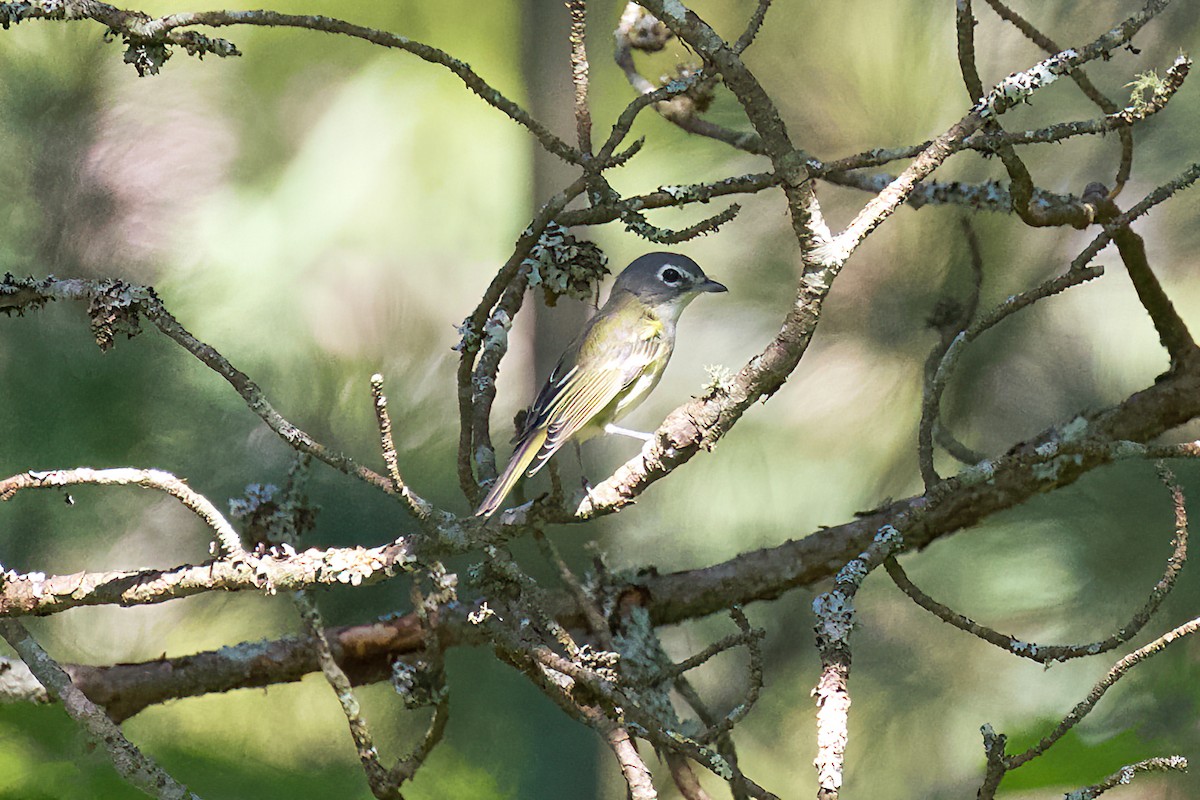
[
  {"xmin": 473, "ymin": 252, "xmax": 727, "ymax": 516},
  {"xmin": 640, "ymin": 316, "xmax": 664, "ymax": 340}
]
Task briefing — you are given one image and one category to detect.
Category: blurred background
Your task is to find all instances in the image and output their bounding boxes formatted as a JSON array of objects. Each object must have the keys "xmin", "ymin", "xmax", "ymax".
[{"xmin": 1, "ymin": 0, "xmax": 1199, "ymax": 797}]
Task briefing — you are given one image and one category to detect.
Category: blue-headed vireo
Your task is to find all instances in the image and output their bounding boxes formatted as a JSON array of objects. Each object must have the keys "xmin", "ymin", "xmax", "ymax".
[{"xmin": 475, "ymin": 252, "xmax": 727, "ymax": 516}]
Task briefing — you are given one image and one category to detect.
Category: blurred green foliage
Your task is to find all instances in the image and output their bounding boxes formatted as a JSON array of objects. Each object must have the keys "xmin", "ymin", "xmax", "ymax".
[{"xmin": 2, "ymin": 1, "xmax": 1200, "ymax": 797}]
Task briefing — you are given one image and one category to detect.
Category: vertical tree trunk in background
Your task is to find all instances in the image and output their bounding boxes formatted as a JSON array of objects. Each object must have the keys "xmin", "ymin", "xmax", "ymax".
[
  {"xmin": 523, "ymin": 0, "xmax": 591, "ymax": 386},
  {"xmin": 517, "ymin": 0, "xmax": 603, "ymax": 795}
]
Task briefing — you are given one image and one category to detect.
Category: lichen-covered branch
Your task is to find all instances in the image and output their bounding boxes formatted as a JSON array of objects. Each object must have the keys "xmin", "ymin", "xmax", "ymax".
[
  {"xmin": 811, "ymin": 525, "xmax": 906, "ymax": 800},
  {"xmin": 0, "ymin": 467, "xmax": 244, "ymax": 556},
  {"xmin": 1064, "ymin": 757, "xmax": 1189, "ymax": 800},
  {"xmin": 0, "ymin": 537, "xmax": 413, "ymax": 617}
]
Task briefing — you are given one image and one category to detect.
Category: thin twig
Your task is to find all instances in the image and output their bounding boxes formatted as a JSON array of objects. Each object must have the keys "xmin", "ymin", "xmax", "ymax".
[
  {"xmin": 532, "ymin": 528, "xmax": 611, "ymax": 647},
  {"xmin": 733, "ymin": 0, "xmax": 773, "ymax": 54},
  {"xmin": 918, "ymin": 218, "xmax": 985, "ymax": 487},
  {"xmin": 455, "ymin": 176, "xmax": 589, "ymax": 502},
  {"xmin": 293, "ymin": 591, "xmax": 396, "ymax": 798},
  {"xmin": 369, "ymin": 374, "xmax": 436, "ymax": 525},
  {"xmin": 956, "ymin": 0, "xmax": 1053, "ymax": 230},
  {"xmin": 821, "ymin": 0, "xmax": 1172, "ymax": 264},
  {"xmin": 1064, "ymin": 756, "xmax": 1189, "ymax": 800},
  {"xmin": 1069, "ymin": 161, "xmax": 1200, "ymax": 271},
  {"xmin": 150, "ymin": 8, "xmax": 580, "ymax": 163},
  {"xmin": 0, "ymin": 276, "xmax": 397, "ymax": 495},
  {"xmin": 981, "ymin": 0, "xmax": 1137, "ymax": 194},
  {"xmin": 389, "ymin": 579, "xmax": 450, "ymax": 784},
  {"xmin": 0, "ymin": 618, "xmax": 200, "ymax": 800},
  {"xmin": 1007, "ymin": 612, "xmax": 1200, "ymax": 768},
  {"xmin": 885, "ymin": 462, "xmax": 1186, "ymax": 663},
  {"xmin": 820, "ymin": 54, "xmax": 1189, "ymax": 174},
  {"xmin": 0, "ymin": 467, "xmax": 244, "ymax": 556}
]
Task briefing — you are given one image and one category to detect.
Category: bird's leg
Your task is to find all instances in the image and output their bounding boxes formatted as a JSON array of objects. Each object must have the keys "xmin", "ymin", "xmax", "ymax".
[
  {"xmin": 603, "ymin": 423, "xmax": 655, "ymax": 442},
  {"xmin": 573, "ymin": 440, "xmax": 599, "ymax": 504}
]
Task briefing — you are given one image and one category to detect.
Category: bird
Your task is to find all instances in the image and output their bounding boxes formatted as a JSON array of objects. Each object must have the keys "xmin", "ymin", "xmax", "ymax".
[{"xmin": 475, "ymin": 252, "xmax": 727, "ymax": 517}]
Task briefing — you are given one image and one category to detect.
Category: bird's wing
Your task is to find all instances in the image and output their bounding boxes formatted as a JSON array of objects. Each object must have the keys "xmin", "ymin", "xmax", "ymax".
[
  {"xmin": 474, "ymin": 315, "xmax": 665, "ymax": 517},
  {"xmin": 522, "ymin": 329, "xmax": 667, "ymax": 476}
]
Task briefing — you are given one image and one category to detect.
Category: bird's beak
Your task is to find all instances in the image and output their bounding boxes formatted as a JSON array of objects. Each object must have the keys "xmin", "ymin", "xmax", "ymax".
[{"xmin": 699, "ymin": 278, "xmax": 728, "ymax": 293}]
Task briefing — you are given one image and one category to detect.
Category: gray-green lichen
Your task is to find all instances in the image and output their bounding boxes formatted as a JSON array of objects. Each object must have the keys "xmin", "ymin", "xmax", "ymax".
[
  {"xmin": 956, "ymin": 458, "xmax": 996, "ymax": 486},
  {"xmin": 612, "ymin": 606, "xmax": 677, "ymax": 724},
  {"xmin": 391, "ymin": 658, "xmax": 447, "ymax": 709},
  {"xmin": 523, "ymin": 224, "xmax": 608, "ymax": 307},
  {"xmin": 86, "ymin": 280, "xmax": 158, "ymax": 351},
  {"xmin": 1059, "ymin": 415, "xmax": 1089, "ymax": 442}
]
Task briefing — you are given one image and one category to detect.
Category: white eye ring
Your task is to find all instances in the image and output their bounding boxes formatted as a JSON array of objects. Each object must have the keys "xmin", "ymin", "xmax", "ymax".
[{"xmin": 658, "ymin": 265, "xmax": 684, "ymax": 286}]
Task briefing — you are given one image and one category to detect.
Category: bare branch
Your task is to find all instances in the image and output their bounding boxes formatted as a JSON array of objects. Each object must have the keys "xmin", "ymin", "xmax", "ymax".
[
  {"xmin": 293, "ymin": 591, "xmax": 395, "ymax": 798},
  {"xmin": 1007, "ymin": 612, "xmax": 1200, "ymax": 768},
  {"xmin": 918, "ymin": 219, "xmax": 984, "ymax": 487},
  {"xmin": 369, "ymin": 374, "xmax": 436, "ymax": 525},
  {"xmin": 567, "ymin": 0, "xmax": 592, "ymax": 155},
  {"xmin": 608, "ymin": 726, "xmax": 659, "ymax": 800},
  {"xmin": 0, "ymin": 467, "xmax": 244, "ymax": 556},
  {"xmin": 812, "ymin": 525, "xmax": 906, "ymax": 800},
  {"xmin": 885, "ymin": 463, "xmax": 1186, "ymax": 662},
  {"xmin": 733, "ymin": 0, "xmax": 772, "ymax": 54},
  {"xmin": 0, "ymin": 618, "xmax": 200, "ymax": 800},
  {"xmin": 981, "ymin": 0, "xmax": 1137, "ymax": 193}
]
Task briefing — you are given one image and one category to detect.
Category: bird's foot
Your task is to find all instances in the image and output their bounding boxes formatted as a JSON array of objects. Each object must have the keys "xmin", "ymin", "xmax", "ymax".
[{"xmin": 580, "ymin": 474, "xmax": 600, "ymax": 507}]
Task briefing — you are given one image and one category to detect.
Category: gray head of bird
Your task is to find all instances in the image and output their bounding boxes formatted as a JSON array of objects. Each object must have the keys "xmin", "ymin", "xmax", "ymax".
[{"xmin": 609, "ymin": 252, "xmax": 727, "ymax": 319}]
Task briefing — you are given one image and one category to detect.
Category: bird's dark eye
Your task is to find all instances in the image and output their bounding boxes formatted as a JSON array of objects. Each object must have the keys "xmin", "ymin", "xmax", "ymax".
[{"xmin": 660, "ymin": 267, "xmax": 683, "ymax": 285}]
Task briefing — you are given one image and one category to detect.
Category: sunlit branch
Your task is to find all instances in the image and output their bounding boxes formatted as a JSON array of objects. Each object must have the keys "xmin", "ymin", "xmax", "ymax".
[
  {"xmin": 0, "ymin": 467, "xmax": 244, "ymax": 556},
  {"xmin": 369, "ymin": 375, "xmax": 437, "ymax": 526},
  {"xmin": 0, "ymin": 538, "xmax": 413, "ymax": 617},
  {"xmin": 981, "ymin": 0, "xmax": 1137, "ymax": 194},
  {"xmin": 812, "ymin": 524, "xmax": 906, "ymax": 800},
  {"xmin": 567, "ymin": 0, "xmax": 592, "ymax": 154}
]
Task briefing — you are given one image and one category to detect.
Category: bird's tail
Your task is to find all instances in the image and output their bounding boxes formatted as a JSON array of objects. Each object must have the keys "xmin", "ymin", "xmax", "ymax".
[{"xmin": 474, "ymin": 428, "xmax": 549, "ymax": 517}]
